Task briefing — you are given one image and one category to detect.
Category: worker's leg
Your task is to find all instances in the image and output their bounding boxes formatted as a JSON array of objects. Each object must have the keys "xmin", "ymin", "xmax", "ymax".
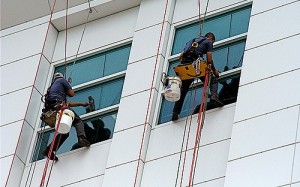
[
  {"xmin": 209, "ymin": 76, "xmax": 224, "ymax": 106},
  {"xmin": 72, "ymin": 111, "xmax": 91, "ymax": 147},
  {"xmin": 43, "ymin": 133, "xmax": 69, "ymax": 160},
  {"xmin": 172, "ymin": 79, "xmax": 194, "ymax": 120}
]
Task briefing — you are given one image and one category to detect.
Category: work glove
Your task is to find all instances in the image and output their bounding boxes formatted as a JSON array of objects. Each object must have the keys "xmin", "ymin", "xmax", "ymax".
[{"xmin": 213, "ymin": 69, "xmax": 220, "ymax": 78}]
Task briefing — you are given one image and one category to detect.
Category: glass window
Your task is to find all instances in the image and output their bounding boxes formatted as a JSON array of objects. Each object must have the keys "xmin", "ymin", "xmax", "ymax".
[
  {"xmin": 201, "ymin": 14, "xmax": 231, "ymax": 42},
  {"xmin": 104, "ymin": 45, "xmax": 131, "ymax": 76},
  {"xmin": 159, "ymin": 85, "xmax": 203, "ymax": 124},
  {"xmin": 34, "ymin": 44, "xmax": 131, "ymax": 161},
  {"xmin": 230, "ymin": 7, "xmax": 251, "ymax": 37},
  {"xmin": 160, "ymin": 6, "xmax": 251, "ymax": 124},
  {"xmin": 159, "ymin": 74, "xmax": 240, "ymax": 124},
  {"xmin": 56, "ymin": 44, "xmax": 131, "ymax": 86},
  {"xmin": 33, "ymin": 112, "xmax": 117, "ymax": 161},
  {"xmin": 171, "ymin": 6, "xmax": 251, "ymax": 55},
  {"xmin": 172, "ymin": 24, "xmax": 199, "ymax": 55},
  {"xmin": 69, "ymin": 78, "xmax": 124, "ymax": 116},
  {"xmin": 213, "ymin": 40, "xmax": 246, "ymax": 71}
]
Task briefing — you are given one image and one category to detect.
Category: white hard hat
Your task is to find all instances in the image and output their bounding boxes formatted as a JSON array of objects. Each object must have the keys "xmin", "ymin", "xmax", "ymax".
[{"xmin": 53, "ymin": 72, "xmax": 64, "ymax": 79}]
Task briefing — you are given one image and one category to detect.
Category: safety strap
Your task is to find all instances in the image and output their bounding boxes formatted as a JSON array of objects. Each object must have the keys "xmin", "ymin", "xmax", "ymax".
[
  {"xmin": 185, "ymin": 37, "xmax": 206, "ymax": 54},
  {"xmin": 182, "ymin": 37, "xmax": 206, "ymax": 63}
]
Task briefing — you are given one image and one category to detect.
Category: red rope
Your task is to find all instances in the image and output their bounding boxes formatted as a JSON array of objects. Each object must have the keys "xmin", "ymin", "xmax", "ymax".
[
  {"xmin": 133, "ymin": 0, "xmax": 169, "ymax": 186},
  {"xmin": 40, "ymin": 107, "xmax": 67, "ymax": 186},
  {"xmin": 64, "ymin": 0, "xmax": 69, "ymax": 77},
  {"xmin": 178, "ymin": 81, "xmax": 200, "ymax": 187},
  {"xmin": 41, "ymin": 1, "xmax": 69, "ymax": 185},
  {"xmin": 45, "ymin": 134, "xmax": 63, "ymax": 186},
  {"xmin": 4, "ymin": 0, "xmax": 59, "ymax": 186},
  {"xmin": 178, "ymin": 1, "xmax": 204, "ymax": 185},
  {"xmin": 188, "ymin": 69, "xmax": 210, "ymax": 186}
]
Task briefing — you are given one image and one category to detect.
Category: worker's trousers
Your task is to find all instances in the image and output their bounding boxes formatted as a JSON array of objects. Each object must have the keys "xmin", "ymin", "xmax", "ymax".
[
  {"xmin": 47, "ymin": 110, "xmax": 86, "ymax": 151},
  {"xmin": 172, "ymin": 74, "xmax": 218, "ymax": 115}
]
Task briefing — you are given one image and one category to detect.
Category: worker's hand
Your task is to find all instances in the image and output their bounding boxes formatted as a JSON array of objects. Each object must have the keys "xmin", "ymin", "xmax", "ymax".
[
  {"xmin": 68, "ymin": 77, "xmax": 72, "ymax": 84},
  {"xmin": 213, "ymin": 69, "xmax": 220, "ymax": 78},
  {"xmin": 82, "ymin": 102, "xmax": 89, "ymax": 107}
]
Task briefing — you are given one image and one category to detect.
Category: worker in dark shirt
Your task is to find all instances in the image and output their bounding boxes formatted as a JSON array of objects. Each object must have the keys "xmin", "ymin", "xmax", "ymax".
[
  {"xmin": 43, "ymin": 72, "xmax": 91, "ymax": 161},
  {"xmin": 172, "ymin": 32, "xmax": 223, "ymax": 121}
]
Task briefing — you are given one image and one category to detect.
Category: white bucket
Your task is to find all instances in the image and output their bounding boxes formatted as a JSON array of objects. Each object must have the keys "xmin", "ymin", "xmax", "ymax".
[
  {"xmin": 55, "ymin": 109, "xmax": 75, "ymax": 134},
  {"xmin": 163, "ymin": 76, "xmax": 182, "ymax": 102}
]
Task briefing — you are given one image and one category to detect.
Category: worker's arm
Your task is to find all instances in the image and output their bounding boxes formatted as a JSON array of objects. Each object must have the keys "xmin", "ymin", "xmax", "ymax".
[
  {"xmin": 206, "ymin": 51, "xmax": 219, "ymax": 78},
  {"xmin": 179, "ymin": 52, "xmax": 184, "ymax": 62},
  {"xmin": 67, "ymin": 89, "xmax": 75, "ymax": 97},
  {"xmin": 68, "ymin": 101, "xmax": 89, "ymax": 107}
]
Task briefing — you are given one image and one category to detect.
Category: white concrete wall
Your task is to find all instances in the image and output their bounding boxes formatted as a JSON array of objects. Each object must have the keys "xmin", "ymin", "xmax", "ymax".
[
  {"xmin": 1, "ymin": 20, "xmax": 57, "ymax": 187},
  {"xmin": 102, "ymin": 0, "xmax": 176, "ymax": 186},
  {"xmin": 2, "ymin": 0, "xmax": 300, "ymax": 187},
  {"xmin": 225, "ymin": 1, "xmax": 300, "ymax": 187},
  {"xmin": 141, "ymin": 104, "xmax": 235, "ymax": 187}
]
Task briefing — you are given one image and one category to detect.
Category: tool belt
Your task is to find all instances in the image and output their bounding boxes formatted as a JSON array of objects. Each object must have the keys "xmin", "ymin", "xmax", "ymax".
[
  {"xmin": 40, "ymin": 100, "xmax": 65, "ymax": 128},
  {"xmin": 173, "ymin": 58, "xmax": 208, "ymax": 80},
  {"xmin": 40, "ymin": 110, "xmax": 57, "ymax": 128}
]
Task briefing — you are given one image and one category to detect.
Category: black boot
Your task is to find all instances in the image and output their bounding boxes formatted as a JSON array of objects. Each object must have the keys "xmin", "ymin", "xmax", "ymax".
[
  {"xmin": 171, "ymin": 112, "xmax": 179, "ymax": 121},
  {"xmin": 210, "ymin": 95, "xmax": 224, "ymax": 107},
  {"xmin": 43, "ymin": 147, "xmax": 58, "ymax": 161},
  {"xmin": 78, "ymin": 135, "xmax": 91, "ymax": 147}
]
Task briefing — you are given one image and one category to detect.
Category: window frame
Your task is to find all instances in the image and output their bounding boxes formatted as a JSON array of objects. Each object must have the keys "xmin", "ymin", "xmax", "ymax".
[
  {"xmin": 31, "ymin": 41, "xmax": 131, "ymax": 162},
  {"xmin": 153, "ymin": 4, "xmax": 251, "ymax": 126}
]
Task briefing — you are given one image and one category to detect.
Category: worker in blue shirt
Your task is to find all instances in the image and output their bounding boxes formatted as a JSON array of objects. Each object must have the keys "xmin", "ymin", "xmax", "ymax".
[
  {"xmin": 172, "ymin": 32, "xmax": 223, "ymax": 121},
  {"xmin": 42, "ymin": 72, "xmax": 91, "ymax": 160}
]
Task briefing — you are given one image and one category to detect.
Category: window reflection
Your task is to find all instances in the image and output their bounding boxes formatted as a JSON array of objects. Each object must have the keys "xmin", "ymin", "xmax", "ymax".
[
  {"xmin": 213, "ymin": 40, "xmax": 246, "ymax": 71},
  {"xmin": 171, "ymin": 6, "xmax": 251, "ymax": 55},
  {"xmin": 70, "ymin": 78, "xmax": 124, "ymax": 116},
  {"xmin": 158, "ymin": 75, "xmax": 241, "ymax": 124},
  {"xmin": 33, "ymin": 109, "xmax": 117, "ymax": 161},
  {"xmin": 56, "ymin": 44, "xmax": 131, "ymax": 86}
]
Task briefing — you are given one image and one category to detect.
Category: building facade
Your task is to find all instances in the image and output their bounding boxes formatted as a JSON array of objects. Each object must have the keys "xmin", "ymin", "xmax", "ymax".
[{"xmin": 1, "ymin": 0, "xmax": 300, "ymax": 186}]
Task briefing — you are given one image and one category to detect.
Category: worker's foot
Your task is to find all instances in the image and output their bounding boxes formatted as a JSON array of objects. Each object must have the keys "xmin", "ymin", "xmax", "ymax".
[
  {"xmin": 171, "ymin": 112, "xmax": 179, "ymax": 121},
  {"xmin": 43, "ymin": 149, "xmax": 58, "ymax": 161},
  {"xmin": 210, "ymin": 95, "xmax": 224, "ymax": 107},
  {"xmin": 78, "ymin": 136, "xmax": 91, "ymax": 147}
]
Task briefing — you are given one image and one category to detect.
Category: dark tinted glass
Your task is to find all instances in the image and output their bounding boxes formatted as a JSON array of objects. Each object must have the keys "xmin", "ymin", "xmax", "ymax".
[
  {"xmin": 33, "ymin": 112, "xmax": 117, "ymax": 161},
  {"xmin": 171, "ymin": 6, "xmax": 251, "ymax": 55},
  {"xmin": 56, "ymin": 44, "xmax": 131, "ymax": 86}
]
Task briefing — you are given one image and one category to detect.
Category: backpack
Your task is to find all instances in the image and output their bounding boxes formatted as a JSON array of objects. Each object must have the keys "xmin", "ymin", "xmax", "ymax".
[{"xmin": 182, "ymin": 37, "xmax": 206, "ymax": 63}]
